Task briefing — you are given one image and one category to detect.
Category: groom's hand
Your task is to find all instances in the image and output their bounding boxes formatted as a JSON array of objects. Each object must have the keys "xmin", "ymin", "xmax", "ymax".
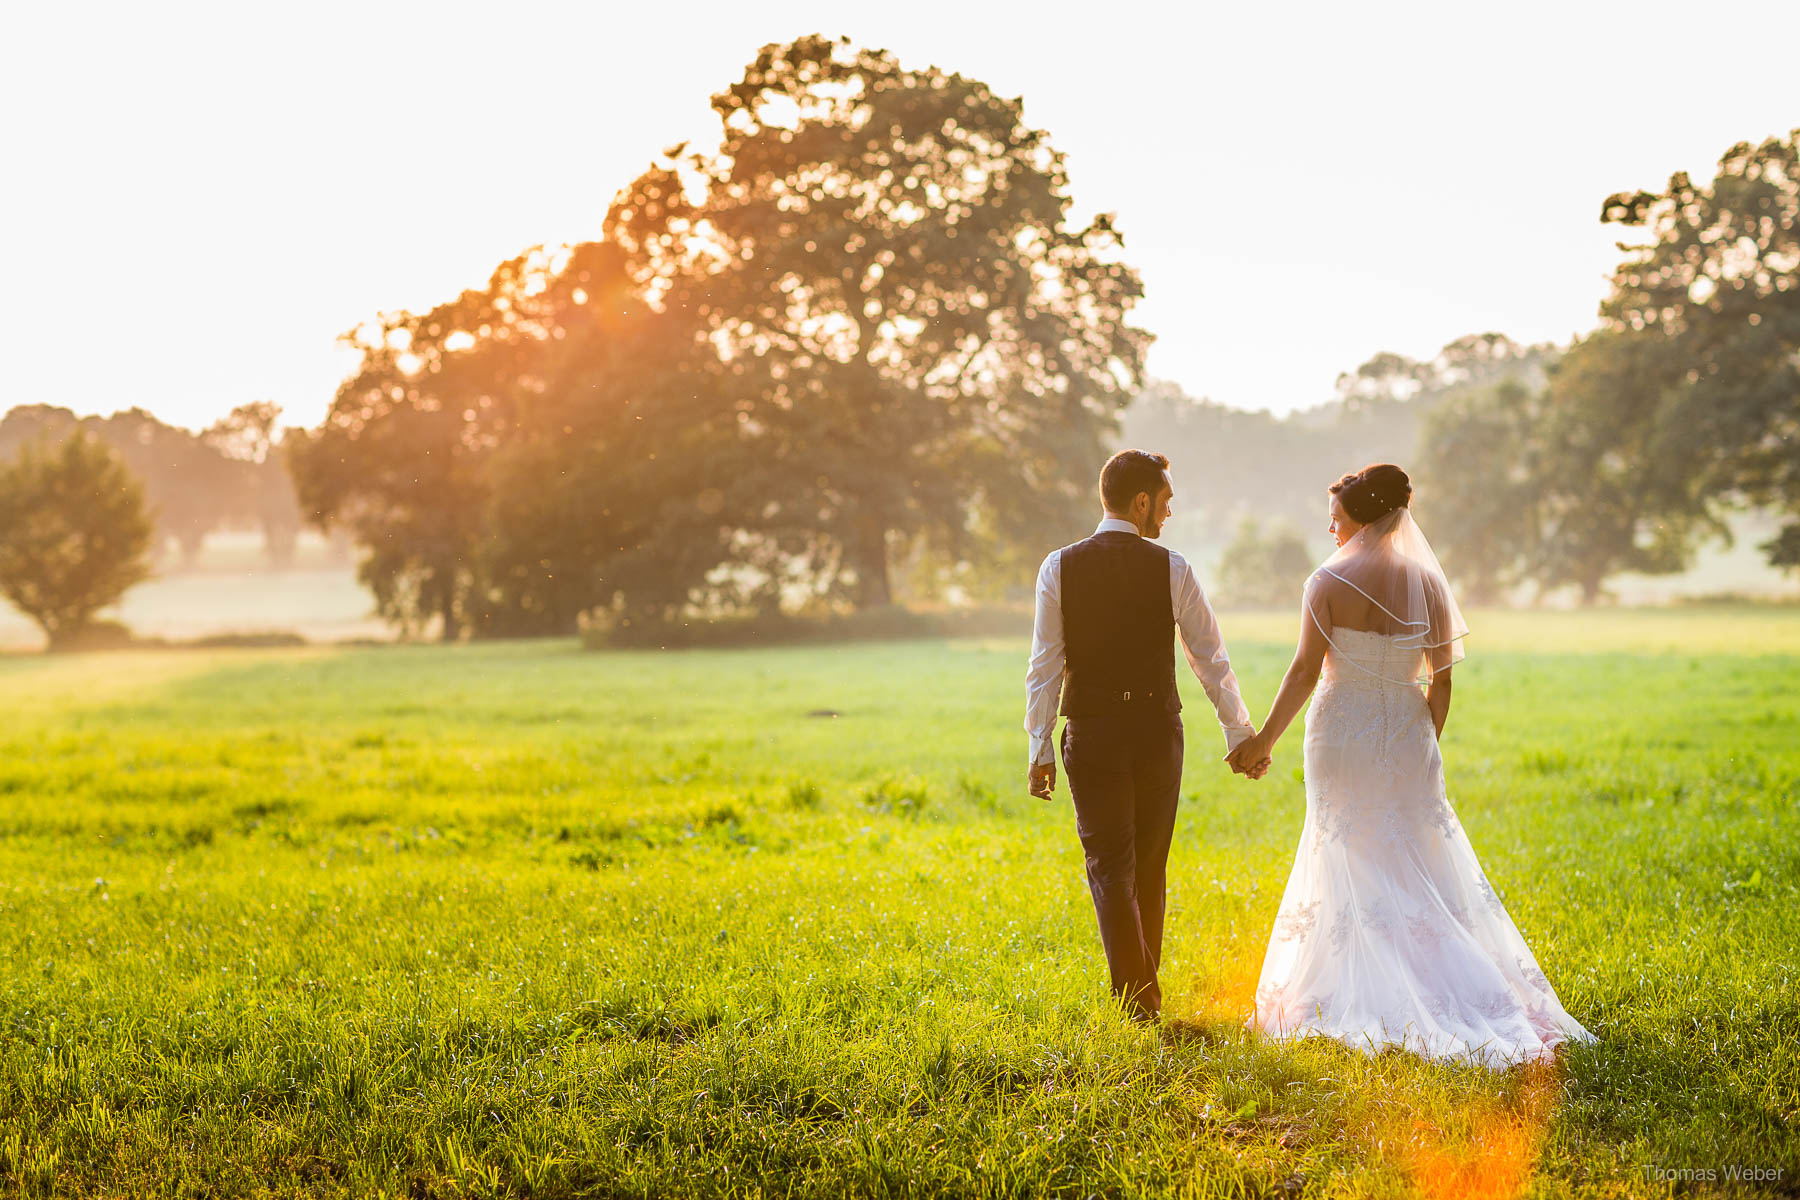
[
  {"xmin": 1225, "ymin": 737, "xmax": 1273, "ymax": 780},
  {"xmin": 1028, "ymin": 760, "xmax": 1057, "ymax": 800}
]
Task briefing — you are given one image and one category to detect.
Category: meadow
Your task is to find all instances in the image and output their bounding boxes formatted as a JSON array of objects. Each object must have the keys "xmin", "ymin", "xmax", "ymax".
[{"xmin": 1, "ymin": 607, "xmax": 1797, "ymax": 1197}]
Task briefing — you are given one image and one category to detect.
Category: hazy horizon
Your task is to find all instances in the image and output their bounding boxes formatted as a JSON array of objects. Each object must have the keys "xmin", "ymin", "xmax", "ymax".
[{"xmin": 6, "ymin": 0, "xmax": 1796, "ymax": 434}]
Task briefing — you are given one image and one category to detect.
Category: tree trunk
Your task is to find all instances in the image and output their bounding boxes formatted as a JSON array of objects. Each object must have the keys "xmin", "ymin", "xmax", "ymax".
[
  {"xmin": 263, "ymin": 519, "xmax": 299, "ymax": 568},
  {"xmin": 178, "ymin": 528, "xmax": 206, "ymax": 568},
  {"xmin": 440, "ymin": 582, "xmax": 460, "ymax": 642},
  {"xmin": 849, "ymin": 514, "xmax": 892, "ymax": 608}
]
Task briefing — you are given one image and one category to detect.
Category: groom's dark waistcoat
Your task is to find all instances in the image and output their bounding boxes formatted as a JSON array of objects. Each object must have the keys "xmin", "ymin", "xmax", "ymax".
[{"xmin": 1058, "ymin": 531, "xmax": 1180, "ymax": 717}]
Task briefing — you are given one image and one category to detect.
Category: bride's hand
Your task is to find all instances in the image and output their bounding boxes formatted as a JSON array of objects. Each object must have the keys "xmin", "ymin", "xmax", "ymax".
[{"xmin": 1226, "ymin": 733, "xmax": 1272, "ymax": 779}]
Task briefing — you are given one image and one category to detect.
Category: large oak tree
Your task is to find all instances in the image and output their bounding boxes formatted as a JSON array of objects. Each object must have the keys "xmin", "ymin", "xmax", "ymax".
[
  {"xmin": 604, "ymin": 34, "xmax": 1151, "ymax": 608},
  {"xmin": 1601, "ymin": 129, "xmax": 1800, "ymax": 566}
]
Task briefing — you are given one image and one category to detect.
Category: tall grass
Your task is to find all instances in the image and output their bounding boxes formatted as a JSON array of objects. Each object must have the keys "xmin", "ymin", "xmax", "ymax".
[{"xmin": 0, "ymin": 610, "xmax": 1795, "ymax": 1196}]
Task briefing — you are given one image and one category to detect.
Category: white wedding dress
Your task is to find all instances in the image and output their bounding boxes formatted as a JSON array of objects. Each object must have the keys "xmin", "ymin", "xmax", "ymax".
[{"xmin": 1251, "ymin": 626, "xmax": 1595, "ymax": 1067}]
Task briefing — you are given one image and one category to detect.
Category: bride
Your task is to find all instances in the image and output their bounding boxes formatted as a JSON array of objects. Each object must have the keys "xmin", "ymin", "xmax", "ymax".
[{"xmin": 1225, "ymin": 463, "xmax": 1594, "ymax": 1067}]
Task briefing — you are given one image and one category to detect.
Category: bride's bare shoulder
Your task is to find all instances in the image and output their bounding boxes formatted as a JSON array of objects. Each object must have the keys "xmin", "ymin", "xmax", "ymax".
[
  {"xmin": 1304, "ymin": 566, "xmax": 1344, "ymax": 599},
  {"xmin": 1302, "ymin": 567, "xmax": 1345, "ymax": 620}
]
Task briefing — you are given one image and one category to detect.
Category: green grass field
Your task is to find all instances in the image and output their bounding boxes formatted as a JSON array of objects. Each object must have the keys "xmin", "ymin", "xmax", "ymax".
[{"xmin": 2, "ymin": 608, "xmax": 1797, "ymax": 1197}]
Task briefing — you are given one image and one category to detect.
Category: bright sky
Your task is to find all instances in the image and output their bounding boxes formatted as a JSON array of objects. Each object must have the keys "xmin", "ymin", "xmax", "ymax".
[{"xmin": 5, "ymin": 1, "xmax": 1795, "ymax": 432}]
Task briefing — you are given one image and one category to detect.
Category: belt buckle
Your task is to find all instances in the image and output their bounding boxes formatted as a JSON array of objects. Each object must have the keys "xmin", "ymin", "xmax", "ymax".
[{"xmin": 1122, "ymin": 690, "xmax": 1131, "ymax": 701}]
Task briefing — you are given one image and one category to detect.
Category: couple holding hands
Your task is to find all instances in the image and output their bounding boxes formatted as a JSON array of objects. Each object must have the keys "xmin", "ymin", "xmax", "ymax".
[{"xmin": 1023, "ymin": 450, "xmax": 1592, "ymax": 1067}]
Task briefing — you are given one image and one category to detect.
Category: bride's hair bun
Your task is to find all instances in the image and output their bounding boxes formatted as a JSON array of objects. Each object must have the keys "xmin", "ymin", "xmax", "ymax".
[{"xmin": 1330, "ymin": 463, "xmax": 1412, "ymax": 524}]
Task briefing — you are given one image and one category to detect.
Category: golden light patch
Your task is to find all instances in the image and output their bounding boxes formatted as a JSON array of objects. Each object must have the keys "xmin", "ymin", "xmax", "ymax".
[{"xmin": 1365, "ymin": 1059, "xmax": 1563, "ymax": 1200}]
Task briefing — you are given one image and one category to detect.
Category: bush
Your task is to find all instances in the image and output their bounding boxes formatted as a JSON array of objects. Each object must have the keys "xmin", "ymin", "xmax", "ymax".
[
  {"xmin": 860, "ymin": 776, "xmax": 931, "ymax": 818},
  {"xmin": 0, "ymin": 432, "xmax": 154, "ymax": 650},
  {"xmin": 785, "ymin": 780, "xmax": 824, "ymax": 810},
  {"xmin": 584, "ymin": 605, "xmax": 1030, "ymax": 650},
  {"xmin": 187, "ymin": 631, "xmax": 309, "ymax": 648},
  {"xmin": 1213, "ymin": 518, "xmax": 1317, "ymax": 610},
  {"xmin": 954, "ymin": 770, "xmax": 1001, "ymax": 813},
  {"xmin": 46, "ymin": 619, "xmax": 136, "ymax": 653},
  {"xmin": 35, "ymin": 627, "xmax": 312, "ymax": 654}
]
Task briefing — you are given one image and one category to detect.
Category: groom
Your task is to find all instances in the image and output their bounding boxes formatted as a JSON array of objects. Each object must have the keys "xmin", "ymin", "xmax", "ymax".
[{"xmin": 1024, "ymin": 449, "xmax": 1267, "ymax": 1022}]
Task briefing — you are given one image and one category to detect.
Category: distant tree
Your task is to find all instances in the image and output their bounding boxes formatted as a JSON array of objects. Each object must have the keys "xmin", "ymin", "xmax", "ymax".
[
  {"xmin": 0, "ymin": 405, "xmax": 240, "ymax": 567},
  {"xmin": 0, "ymin": 405, "xmax": 80, "ymax": 461},
  {"xmin": 0, "ymin": 432, "xmax": 153, "ymax": 649},
  {"xmin": 1332, "ymin": 350, "xmax": 1427, "ymax": 416},
  {"xmin": 1422, "ymin": 333, "xmax": 1557, "ymax": 397},
  {"xmin": 261, "ymin": 438, "xmax": 306, "ymax": 567},
  {"xmin": 5, "ymin": 405, "xmax": 312, "ymax": 570},
  {"xmin": 202, "ymin": 402, "xmax": 303, "ymax": 567},
  {"xmin": 288, "ymin": 279, "xmax": 511, "ymax": 640},
  {"xmin": 1118, "ymin": 380, "xmax": 1326, "ymax": 534},
  {"xmin": 1415, "ymin": 379, "xmax": 1543, "ymax": 604},
  {"xmin": 290, "ymin": 240, "xmax": 705, "ymax": 638},
  {"xmin": 1122, "ymin": 338, "xmax": 1561, "ymax": 544},
  {"xmin": 1213, "ymin": 517, "xmax": 1316, "ymax": 609},
  {"xmin": 97, "ymin": 407, "xmax": 238, "ymax": 565},
  {"xmin": 1420, "ymin": 332, "xmax": 1710, "ymax": 604},
  {"xmin": 1524, "ymin": 330, "xmax": 1714, "ymax": 602},
  {"xmin": 605, "ymin": 34, "xmax": 1149, "ymax": 610},
  {"xmin": 1600, "ymin": 129, "xmax": 1800, "ymax": 562},
  {"xmin": 1331, "ymin": 335, "xmax": 1561, "ymax": 459},
  {"xmin": 199, "ymin": 401, "xmax": 280, "ymax": 465},
  {"xmin": 1762, "ymin": 524, "xmax": 1800, "ymax": 573}
]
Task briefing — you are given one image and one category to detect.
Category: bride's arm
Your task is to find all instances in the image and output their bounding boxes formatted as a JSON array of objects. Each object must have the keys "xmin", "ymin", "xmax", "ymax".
[
  {"xmin": 1228, "ymin": 588, "xmax": 1330, "ymax": 770},
  {"xmin": 1425, "ymin": 575, "xmax": 1454, "ymax": 737},
  {"xmin": 1426, "ymin": 669, "xmax": 1452, "ymax": 738},
  {"xmin": 1424, "ymin": 578, "xmax": 1454, "ymax": 738}
]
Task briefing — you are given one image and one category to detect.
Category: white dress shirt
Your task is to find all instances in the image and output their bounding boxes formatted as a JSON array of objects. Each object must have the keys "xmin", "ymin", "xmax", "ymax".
[{"xmin": 1025, "ymin": 516, "xmax": 1255, "ymax": 766}]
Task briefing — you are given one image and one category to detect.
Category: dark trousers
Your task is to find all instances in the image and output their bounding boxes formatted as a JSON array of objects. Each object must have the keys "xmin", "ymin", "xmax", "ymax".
[{"xmin": 1059, "ymin": 709, "xmax": 1184, "ymax": 1017}]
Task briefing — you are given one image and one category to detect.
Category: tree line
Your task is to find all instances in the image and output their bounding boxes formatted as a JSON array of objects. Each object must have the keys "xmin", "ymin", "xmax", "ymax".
[
  {"xmin": 0, "ymin": 402, "xmax": 305, "ymax": 566},
  {"xmin": 1119, "ymin": 333, "xmax": 1558, "ymax": 533},
  {"xmin": 1134, "ymin": 129, "xmax": 1798, "ymax": 606},
  {"xmin": 1425, "ymin": 131, "xmax": 1799, "ymax": 603},
  {"xmin": 0, "ymin": 35, "xmax": 1792, "ymax": 644}
]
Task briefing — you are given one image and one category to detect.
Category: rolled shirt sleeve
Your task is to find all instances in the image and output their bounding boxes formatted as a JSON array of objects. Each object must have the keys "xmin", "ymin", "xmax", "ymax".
[
  {"xmin": 1023, "ymin": 550, "xmax": 1065, "ymax": 766},
  {"xmin": 1170, "ymin": 551, "xmax": 1255, "ymax": 752}
]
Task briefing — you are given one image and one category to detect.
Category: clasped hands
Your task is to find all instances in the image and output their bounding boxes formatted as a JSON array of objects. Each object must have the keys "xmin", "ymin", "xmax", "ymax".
[
  {"xmin": 1225, "ymin": 730, "xmax": 1273, "ymax": 781},
  {"xmin": 1027, "ymin": 729, "xmax": 1273, "ymax": 799}
]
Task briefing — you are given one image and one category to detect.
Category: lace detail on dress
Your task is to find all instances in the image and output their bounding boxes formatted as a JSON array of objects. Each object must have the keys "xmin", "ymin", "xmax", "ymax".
[
  {"xmin": 1275, "ymin": 900, "xmax": 1321, "ymax": 942},
  {"xmin": 1516, "ymin": 957, "xmax": 1552, "ymax": 994},
  {"xmin": 1327, "ymin": 905, "xmax": 1355, "ymax": 952},
  {"xmin": 1363, "ymin": 896, "xmax": 1398, "ymax": 940},
  {"xmin": 1476, "ymin": 873, "xmax": 1508, "ymax": 916},
  {"xmin": 1473, "ymin": 990, "xmax": 1523, "ymax": 1020},
  {"xmin": 1407, "ymin": 910, "xmax": 1451, "ymax": 948}
]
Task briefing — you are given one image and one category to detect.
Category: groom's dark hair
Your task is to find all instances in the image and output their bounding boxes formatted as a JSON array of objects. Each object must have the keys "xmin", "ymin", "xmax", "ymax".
[{"xmin": 1100, "ymin": 449, "xmax": 1170, "ymax": 513}]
